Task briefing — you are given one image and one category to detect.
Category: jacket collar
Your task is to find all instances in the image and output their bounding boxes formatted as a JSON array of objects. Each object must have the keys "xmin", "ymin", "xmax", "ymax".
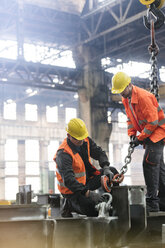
[
  {"xmin": 130, "ymin": 85, "xmax": 138, "ymax": 104},
  {"xmin": 67, "ymin": 138, "xmax": 85, "ymax": 154}
]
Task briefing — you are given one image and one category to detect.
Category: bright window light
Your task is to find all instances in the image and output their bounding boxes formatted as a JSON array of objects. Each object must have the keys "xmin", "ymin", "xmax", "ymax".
[
  {"xmin": 118, "ymin": 112, "xmax": 127, "ymax": 128},
  {"xmin": 26, "ymin": 177, "xmax": 40, "ymax": 193},
  {"xmin": 5, "ymin": 177, "xmax": 18, "ymax": 200},
  {"xmin": 106, "ymin": 60, "xmax": 151, "ymax": 79},
  {"xmin": 26, "ymin": 88, "xmax": 33, "ymax": 94},
  {"xmin": 55, "ymin": 177, "xmax": 60, "ymax": 194},
  {"xmin": 25, "ymin": 104, "xmax": 38, "ymax": 121},
  {"xmin": 5, "ymin": 139, "xmax": 18, "ymax": 160},
  {"xmin": 160, "ymin": 66, "xmax": 165, "ymax": 82},
  {"xmin": 48, "ymin": 140, "xmax": 59, "ymax": 171},
  {"xmin": 107, "ymin": 110, "xmax": 111, "ymax": 123},
  {"xmin": 65, "ymin": 108, "xmax": 77, "ymax": 124},
  {"xmin": 5, "ymin": 139, "xmax": 18, "ymax": 176},
  {"xmin": 26, "ymin": 162, "xmax": 40, "ymax": 175},
  {"xmin": 25, "ymin": 140, "xmax": 40, "ymax": 175},
  {"xmin": 46, "ymin": 106, "xmax": 58, "ymax": 123},
  {"xmin": 5, "ymin": 162, "xmax": 18, "ymax": 175},
  {"xmin": 74, "ymin": 93, "xmax": 79, "ymax": 99},
  {"xmin": 25, "ymin": 140, "xmax": 39, "ymax": 161},
  {"xmin": 0, "ymin": 40, "xmax": 17, "ymax": 60},
  {"xmin": 4, "ymin": 101, "xmax": 16, "ymax": 120},
  {"xmin": 0, "ymin": 39, "xmax": 76, "ymax": 68},
  {"xmin": 103, "ymin": 58, "xmax": 165, "ymax": 80},
  {"xmin": 24, "ymin": 43, "xmax": 76, "ymax": 68},
  {"xmin": 101, "ymin": 57, "xmax": 112, "ymax": 68}
]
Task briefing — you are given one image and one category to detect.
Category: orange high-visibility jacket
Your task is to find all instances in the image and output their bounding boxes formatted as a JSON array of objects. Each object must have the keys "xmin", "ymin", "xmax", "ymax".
[
  {"xmin": 53, "ymin": 138, "xmax": 100, "ymax": 194},
  {"xmin": 122, "ymin": 86, "xmax": 165, "ymax": 143}
]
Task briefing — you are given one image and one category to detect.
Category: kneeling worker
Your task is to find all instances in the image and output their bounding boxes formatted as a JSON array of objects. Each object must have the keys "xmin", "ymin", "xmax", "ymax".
[{"xmin": 53, "ymin": 118, "xmax": 118, "ymax": 217}]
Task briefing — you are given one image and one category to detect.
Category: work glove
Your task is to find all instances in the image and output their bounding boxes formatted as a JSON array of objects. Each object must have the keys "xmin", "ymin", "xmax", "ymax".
[
  {"xmin": 129, "ymin": 136, "xmax": 142, "ymax": 148},
  {"xmin": 103, "ymin": 166, "xmax": 114, "ymax": 182}
]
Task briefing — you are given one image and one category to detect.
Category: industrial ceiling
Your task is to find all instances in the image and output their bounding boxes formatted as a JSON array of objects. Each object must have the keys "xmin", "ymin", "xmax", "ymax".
[{"xmin": 0, "ymin": 0, "xmax": 165, "ymax": 97}]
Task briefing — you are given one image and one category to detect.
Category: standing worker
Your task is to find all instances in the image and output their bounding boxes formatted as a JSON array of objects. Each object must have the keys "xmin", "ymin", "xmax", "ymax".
[
  {"xmin": 111, "ymin": 71, "xmax": 165, "ymax": 212},
  {"xmin": 53, "ymin": 118, "xmax": 118, "ymax": 217}
]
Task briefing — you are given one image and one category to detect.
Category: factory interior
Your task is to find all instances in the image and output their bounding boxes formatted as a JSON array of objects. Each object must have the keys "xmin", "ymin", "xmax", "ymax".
[{"xmin": 0, "ymin": 0, "xmax": 165, "ymax": 247}]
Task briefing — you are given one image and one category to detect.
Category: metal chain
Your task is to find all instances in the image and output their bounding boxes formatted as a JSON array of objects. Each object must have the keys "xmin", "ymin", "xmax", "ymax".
[
  {"xmin": 119, "ymin": 144, "xmax": 134, "ymax": 177},
  {"xmin": 113, "ymin": 144, "xmax": 135, "ymax": 183},
  {"xmin": 149, "ymin": 48, "xmax": 159, "ymax": 102},
  {"xmin": 148, "ymin": 20, "xmax": 160, "ymax": 102}
]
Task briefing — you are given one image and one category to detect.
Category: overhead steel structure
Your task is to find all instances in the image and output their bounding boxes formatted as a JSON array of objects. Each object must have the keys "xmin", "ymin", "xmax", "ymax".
[{"xmin": 0, "ymin": 0, "xmax": 164, "ymax": 97}]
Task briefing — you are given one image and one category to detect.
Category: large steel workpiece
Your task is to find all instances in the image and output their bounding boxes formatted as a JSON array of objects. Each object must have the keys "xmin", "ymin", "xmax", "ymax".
[
  {"xmin": 54, "ymin": 186, "xmax": 147, "ymax": 248},
  {"xmin": 0, "ymin": 205, "xmax": 56, "ymax": 248},
  {"xmin": 55, "ymin": 216, "xmax": 118, "ymax": 248},
  {"xmin": 0, "ymin": 219, "xmax": 55, "ymax": 248},
  {"xmin": 0, "ymin": 204, "xmax": 47, "ymax": 221},
  {"xmin": 111, "ymin": 185, "xmax": 147, "ymax": 230}
]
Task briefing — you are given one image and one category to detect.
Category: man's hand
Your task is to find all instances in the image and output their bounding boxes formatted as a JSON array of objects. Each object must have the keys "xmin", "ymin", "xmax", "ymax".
[
  {"xmin": 103, "ymin": 166, "xmax": 114, "ymax": 182},
  {"xmin": 85, "ymin": 190, "xmax": 90, "ymax": 197},
  {"xmin": 130, "ymin": 136, "xmax": 142, "ymax": 147}
]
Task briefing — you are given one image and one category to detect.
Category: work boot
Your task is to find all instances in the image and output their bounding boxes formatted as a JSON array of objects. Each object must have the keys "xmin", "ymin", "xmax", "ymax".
[
  {"xmin": 146, "ymin": 202, "xmax": 159, "ymax": 213},
  {"xmin": 61, "ymin": 198, "xmax": 73, "ymax": 218}
]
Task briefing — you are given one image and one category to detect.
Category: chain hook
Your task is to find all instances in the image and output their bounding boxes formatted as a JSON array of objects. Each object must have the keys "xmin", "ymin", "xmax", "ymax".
[{"xmin": 143, "ymin": 3, "xmax": 165, "ymax": 30}]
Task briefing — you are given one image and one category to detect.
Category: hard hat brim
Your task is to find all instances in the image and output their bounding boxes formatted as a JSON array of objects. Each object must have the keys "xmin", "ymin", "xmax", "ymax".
[
  {"xmin": 66, "ymin": 127, "xmax": 89, "ymax": 140},
  {"xmin": 111, "ymin": 86, "xmax": 126, "ymax": 94}
]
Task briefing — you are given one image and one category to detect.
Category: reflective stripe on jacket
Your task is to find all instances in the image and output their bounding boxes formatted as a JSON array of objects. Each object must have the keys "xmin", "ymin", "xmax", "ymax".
[
  {"xmin": 54, "ymin": 137, "xmax": 100, "ymax": 194},
  {"xmin": 122, "ymin": 86, "xmax": 165, "ymax": 143}
]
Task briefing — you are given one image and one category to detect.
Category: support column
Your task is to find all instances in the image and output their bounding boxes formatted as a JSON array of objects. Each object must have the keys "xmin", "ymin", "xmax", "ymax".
[
  {"xmin": 0, "ymin": 139, "xmax": 5, "ymax": 199},
  {"xmin": 39, "ymin": 140, "xmax": 49, "ymax": 193},
  {"xmin": 73, "ymin": 45, "xmax": 112, "ymax": 154}
]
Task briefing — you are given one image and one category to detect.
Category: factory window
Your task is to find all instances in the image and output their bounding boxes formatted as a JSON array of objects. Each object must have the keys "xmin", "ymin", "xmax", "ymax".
[
  {"xmin": 65, "ymin": 107, "xmax": 77, "ymax": 123},
  {"xmin": 4, "ymin": 101, "xmax": 16, "ymax": 120},
  {"xmin": 55, "ymin": 177, "xmax": 60, "ymax": 194},
  {"xmin": 5, "ymin": 139, "xmax": 18, "ymax": 175},
  {"xmin": 25, "ymin": 104, "xmax": 38, "ymax": 121},
  {"xmin": 0, "ymin": 40, "xmax": 17, "ymax": 60},
  {"xmin": 48, "ymin": 140, "xmax": 59, "ymax": 171},
  {"xmin": 118, "ymin": 112, "xmax": 127, "ymax": 128},
  {"xmin": 5, "ymin": 178, "xmax": 18, "ymax": 200},
  {"xmin": 26, "ymin": 177, "xmax": 40, "ymax": 194},
  {"xmin": 46, "ymin": 106, "xmax": 58, "ymax": 123},
  {"xmin": 25, "ymin": 140, "xmax": 39, "ymax": 175}
]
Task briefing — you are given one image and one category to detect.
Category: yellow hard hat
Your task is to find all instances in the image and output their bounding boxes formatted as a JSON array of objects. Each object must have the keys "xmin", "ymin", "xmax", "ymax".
[
  {"xmin": 66, "ymin": 118, "xmax": 89, "ymax": 140},
  {"xmin": 111, "ymin": 72, "xmax": 131, "ymax": 94},
  {"xmin": 139, "ymin": 0, "xmax": 165, "ymax": 8},
  {"xmin": 139, "ymin": 0, "xmax": 155, "ymax": 5}
]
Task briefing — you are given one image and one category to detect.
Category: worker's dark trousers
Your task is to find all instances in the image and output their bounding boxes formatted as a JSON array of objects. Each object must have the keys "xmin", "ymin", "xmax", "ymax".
[
  {"xmin": 64, "ymin": 166, "xmax": 118, "ymax": 217},
  {"xmin": 143, "ymin": 139, "xmax": 165, "ymax": 211}
]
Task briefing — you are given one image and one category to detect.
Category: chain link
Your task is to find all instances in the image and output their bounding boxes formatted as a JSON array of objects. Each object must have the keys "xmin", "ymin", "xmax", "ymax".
[
  {"xmin": 148, "ymin": 20, "xmax": 160, "ymax": 102},
  {"xmin": 119, "ymin": 145, "xmax": 134, "ymax": 177},
  {"xmin": 149, "ymin": 49, "xmax": 159, "ymax": 102}
]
